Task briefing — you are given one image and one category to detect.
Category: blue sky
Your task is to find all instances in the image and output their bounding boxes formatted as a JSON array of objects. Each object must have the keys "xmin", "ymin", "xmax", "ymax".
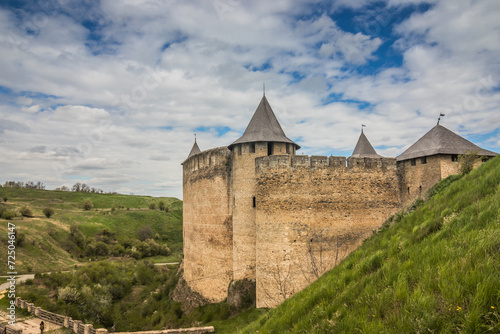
[{"xmin": 0, "ymin": 0, "xmax": 499, "ymax": 198}]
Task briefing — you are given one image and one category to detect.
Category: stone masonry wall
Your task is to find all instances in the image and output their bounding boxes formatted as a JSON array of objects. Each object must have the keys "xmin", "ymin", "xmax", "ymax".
[
  {"xmin": 182, "ymin": 147, "xmax": 233, "ymax": 302},
  {"xmin": 254, "ymin": 155, "xmax": 401, "ymax": 308},
  {"xmin": 231, "ymin": 142, "xmax": 293, "ymax": 281},
  {"xmin": 398, "ymin": 155, "xmax": 443, "ymax": 206}
]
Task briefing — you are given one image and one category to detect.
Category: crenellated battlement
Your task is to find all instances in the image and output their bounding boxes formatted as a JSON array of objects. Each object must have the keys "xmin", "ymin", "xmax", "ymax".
[
  {"xmin": 182, "ymin": 146, "xmax": 231, "ymax": 173},
  {"xmin": 255, "ymin": 154, "xmax": 397, "ymax": 173}
]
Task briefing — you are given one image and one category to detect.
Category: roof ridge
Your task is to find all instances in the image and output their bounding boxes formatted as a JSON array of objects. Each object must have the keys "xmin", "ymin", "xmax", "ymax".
[{"xmin": 397, "ymin": 124, "xmax": 497, "ymax": 161}]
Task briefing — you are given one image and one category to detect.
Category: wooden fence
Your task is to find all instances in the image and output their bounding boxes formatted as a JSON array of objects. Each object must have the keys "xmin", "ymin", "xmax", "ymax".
[{"xmin": 14, "ymin": 298, "xmax": 213, "ymax": 334}]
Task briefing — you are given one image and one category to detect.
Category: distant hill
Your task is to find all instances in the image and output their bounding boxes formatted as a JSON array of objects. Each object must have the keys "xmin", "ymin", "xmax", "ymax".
[
  {"xmin": 0, "ymin": 188, "xmax": 182, "ymax": 274},
  {"xmin": 234, "ymin": 156, "xmax": 500, "ymax": 333}
]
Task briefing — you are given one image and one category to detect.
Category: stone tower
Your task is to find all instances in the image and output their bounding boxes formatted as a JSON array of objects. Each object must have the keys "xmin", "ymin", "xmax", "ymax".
[
  {"xmin": 228, "ymin": 95, "xmax": 300, "ymax": 281},
  {"xmin": 397, "ymin": 124, "xmax": 497, "ymax": 204}
]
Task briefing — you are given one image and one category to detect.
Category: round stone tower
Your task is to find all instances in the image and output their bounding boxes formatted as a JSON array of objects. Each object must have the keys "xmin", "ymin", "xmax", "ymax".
[{"xmin": 228, "ymin": 95, "xmax": 300, "ymax": 281}]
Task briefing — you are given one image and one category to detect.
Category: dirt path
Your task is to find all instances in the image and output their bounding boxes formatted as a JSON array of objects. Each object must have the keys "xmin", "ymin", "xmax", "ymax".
[
  {"xmin": 2, "ymin": 317, "xmax": 62, "ymax": 334},
  {"xmin": 0, "ymin": 275, "xmax": 35, "ymax": 292}
]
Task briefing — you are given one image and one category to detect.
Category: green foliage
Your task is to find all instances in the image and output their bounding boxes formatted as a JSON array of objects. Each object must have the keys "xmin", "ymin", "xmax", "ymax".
[
  {"xmin": 158, "ymin": 200, "xmax": 166, "ymax": 211},
  {"xmin": 0, "ymin": 186, "xmax": 182, "ymax": 274},
  {"xmin": 458, "ymin": 150, "xmax": 482, "ymax": 175},
  {"xmin": 1, "ymin": 209, "xmax": 16, "ymax": 220},
  {"xmin": 3, "ymin": 196, "xmax": 7, "ymax": 202},
  {"xmin": 43, "ymin": 207, "xmax": 55, "ymax": 218},
  {"xmin": 137, "ymin": 225, "xmax": 154, "ymax": 241},
  {"xmin": 148, "ymin": 202, "xmax": 156, "ymax": 210},
  {"xmin": 83, "ymin": 199, "xmax": 94, "ymax": 211},
  {"xmin": 240, "ymin": 156, "xmax": 500, "ymax": 334},
  {"xmin": 16, "ymin": 260, "xmax": 238, "ymax": 332},
  {"xmin": 19, "ymin": 205, "xmax": 34, "ymax": 217}
]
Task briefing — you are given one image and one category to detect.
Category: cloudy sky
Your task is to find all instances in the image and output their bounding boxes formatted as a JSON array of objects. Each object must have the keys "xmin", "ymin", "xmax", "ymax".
[{"xmin": 1, "ymin": 0, "xmax": 499, "ymax": 199}]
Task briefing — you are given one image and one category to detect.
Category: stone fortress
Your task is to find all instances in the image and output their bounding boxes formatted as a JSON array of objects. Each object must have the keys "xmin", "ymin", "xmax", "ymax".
[{"xmin": 181, "ymin": 95, "xmax": 497, "ymax": 308}]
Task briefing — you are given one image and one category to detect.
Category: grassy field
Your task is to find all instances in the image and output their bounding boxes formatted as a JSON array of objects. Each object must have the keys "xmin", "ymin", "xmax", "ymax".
[
  {"xmin": 0, "ymin": 188, "xmax": 182, "ymax": 273},
  {"xmin": 223, "ymin": 156, "xmax": 500, "ymax": 333}
]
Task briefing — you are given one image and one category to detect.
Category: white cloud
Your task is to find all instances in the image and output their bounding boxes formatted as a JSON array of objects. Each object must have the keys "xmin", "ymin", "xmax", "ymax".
[{"xmin": 0, "ymin": 0, "xmax": 498, "ymax": 198}]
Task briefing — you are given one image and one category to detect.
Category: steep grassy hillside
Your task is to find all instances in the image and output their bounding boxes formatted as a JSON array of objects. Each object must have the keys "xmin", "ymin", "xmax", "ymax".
[
  {"xmin": 237, "ymin": 156, "xmax": 500, "ymax": 333},
  {"xmin": 0, "ymin": 188, "xmax": 182, "ymax": 273}
]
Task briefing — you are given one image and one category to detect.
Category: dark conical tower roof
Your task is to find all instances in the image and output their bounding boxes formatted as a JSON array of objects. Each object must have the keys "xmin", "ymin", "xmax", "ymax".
[
  {"xmin": 187, "ymin": 139, "xmax": 201, "ymax": 159},
  {"xmin": 350, "ymin": 130, "xmax": 381, "ymax": 158},
  {"xmin": 397, "ymin": 124, "xmax": 497, "ymax": 161},
  {"xmin": 228, "ymin": 96, "xmax": 300, "ymax": 150}
]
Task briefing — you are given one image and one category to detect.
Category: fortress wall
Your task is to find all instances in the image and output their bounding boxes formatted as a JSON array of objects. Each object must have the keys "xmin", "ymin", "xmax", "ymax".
[
  {"xmin": 182, "ymin": 147, "xmax": 233, "ymax": 302},
  {"xmin": 254, "ymin": 155, "xmax": 401, "ymax": 308}
]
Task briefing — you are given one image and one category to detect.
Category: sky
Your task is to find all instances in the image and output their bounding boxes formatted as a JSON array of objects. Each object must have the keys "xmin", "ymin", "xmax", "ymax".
[{"xmin": 0, "ymin": 0, "xmax": 499, "ymax": 199}]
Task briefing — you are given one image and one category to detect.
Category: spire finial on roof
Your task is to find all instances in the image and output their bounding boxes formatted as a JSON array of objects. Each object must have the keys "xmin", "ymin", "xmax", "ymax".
[
  {"xmin": 362, "ymin": 124, "xmax": 366, "ymax": 132},
  {"xmin": 263, "ymin": 82, "xmax": 265, "ymax": 97},
  {"xmin": 437, "ymin": 113, "xmax": 445, "ymax": 125}
]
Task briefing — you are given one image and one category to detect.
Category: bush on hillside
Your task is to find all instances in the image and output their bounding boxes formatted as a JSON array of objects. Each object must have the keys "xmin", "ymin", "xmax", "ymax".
[
  {"xmin": 158, "ymin": 200, "xmax": 166, "ymax": 211},
  {"xmin": 2, "ymin": 196, "xmax": 7, "ymax": 202},
  {"xmin": 148, "ymin": 202, "xmax": 156, "ymax": 210},
  {"xmin": 137, "ymin": 225, "xmax": 154, "ymax": 241},
  {"xmin": 43, "ymin": 207, "xmax": 55, "ymax": 218},
  {"xmin": 19, "ymin": 205, "xmax": 33, "ymax": 217},
  {"xmin": 82, "ymin": 199, "xmax": 94, "ymax": 211},
  {"xmin": 458, "ymin": 150, "xmax": 481, "ymax": 175},
  {"xmin": 1, "ymin": 209, "xmax": 16, "ymax": 220}
]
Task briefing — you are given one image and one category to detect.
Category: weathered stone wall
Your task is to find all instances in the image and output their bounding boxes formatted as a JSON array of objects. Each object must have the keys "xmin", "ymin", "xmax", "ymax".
[
  {"xmin": 231, "ymin": 142, "xmax": 294, "ymax": 281},
  {"xmin": 254, "ymin": 155, "xmax": 401, "ymax": 308},
  {"xmin": 182, "ymin": 147, "xmax": 233, "ymax": 302},
  {"xmin": 398, "ymin": 155, "xmax": 444, "ymax": 205}
]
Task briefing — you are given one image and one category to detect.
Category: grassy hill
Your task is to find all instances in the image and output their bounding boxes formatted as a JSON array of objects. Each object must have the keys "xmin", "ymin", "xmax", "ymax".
[
  {"xmin": 228, "ymin": 156, "xmax": 500, "ymax": 333},
  {"xmin": 0, "ymin": 188, "xmax": 182, "ymax": 273}
]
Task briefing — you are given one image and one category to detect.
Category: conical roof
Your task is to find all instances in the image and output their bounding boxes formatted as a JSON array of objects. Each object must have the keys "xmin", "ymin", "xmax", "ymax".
[
  {"xmin": 350, "ymin": 130, "xmax": 381, "ymax": 158},
  {"xmin": 187, "ymin": 139, "xmax": 201, "ymax": 159},
  {"xmin": 397, "ymin": 124, "xmax": 497, "ymax": 161},
  {"xmin": 228, "ymin": 96, "xmax": 300, "ymax": 150}
]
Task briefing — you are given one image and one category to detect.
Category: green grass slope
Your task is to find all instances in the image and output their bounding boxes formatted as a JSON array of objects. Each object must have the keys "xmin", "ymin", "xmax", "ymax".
[
  {"xmin": 239, "ymin": 156, "xmax": 500, "ymax": 333},
  {"xmin": 0, "ymin": 188, "xmax": 182, "ymax": 274}
]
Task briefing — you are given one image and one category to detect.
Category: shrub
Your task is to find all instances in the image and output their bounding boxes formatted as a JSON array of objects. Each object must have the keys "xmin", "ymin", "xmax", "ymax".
[
  {"xmin": 43, "ymin": 207, "xmax": 55, "ymax": 218},
  {"xmin": 2, "ymin": 196, "xmax": 7, "ymax": 202},
  {"xmin": 1, "ymin": 209, "xmax": 16, "ymax": 220},
  {"xmin": 19, "ymin": 205, "xmax": 33, "ymax": 217},
  {"xmin": 137, "ymin": 225, "xmax": 154, "ymax": 241},
  {"xmin": 148, "ymin": 202, "xmax": 156, "ymax": 210},
  {"xmin": 158, "ymin": 201, "xmax": 166, "ymax": 211},
  {"xmin": 15, "ymin": 232, "xmax": 25, "ymax": 246},
  {"xmin": 94, "ymin": 241, "xmax": 109, "ymax": 256},
  {"xmin": 111, "ymin": 244, "xmax": 125, "ymax": 257},
  {"xmin": 83, "ymin": 200, "xmax": 94, "ymax": 211},
  {"xmin": 458, "ymin": 150, "xmax": 481, "ymax": 175},
  {"xmin": 58, "ymin": 286, "xmax": 80, "ymax": 303}
]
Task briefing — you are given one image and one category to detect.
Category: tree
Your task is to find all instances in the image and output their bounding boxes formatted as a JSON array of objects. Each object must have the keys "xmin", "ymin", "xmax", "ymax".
[
  {"xmin": 458, "ymin": 150, "xmax": 483, "ymax": 175},
  {"xmin": 43, "ymin": 208, "xmax": 55, "ymax": 218},
  {"xmin": 300, "ymin": 229, "xmax": 350, "ymax": 284},
  {"xmin": 260, "ymin": 255, "xmax": 296, "ymax": 307},
  {"xmin": 158, "ymin": 200, "xmax": 166, "ymax": 211}
]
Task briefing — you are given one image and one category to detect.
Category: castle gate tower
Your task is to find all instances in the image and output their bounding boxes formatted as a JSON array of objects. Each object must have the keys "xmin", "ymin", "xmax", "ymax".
[{"xmin": 228, "ymin": 95, "xmax": 300, "ymax": 281}]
